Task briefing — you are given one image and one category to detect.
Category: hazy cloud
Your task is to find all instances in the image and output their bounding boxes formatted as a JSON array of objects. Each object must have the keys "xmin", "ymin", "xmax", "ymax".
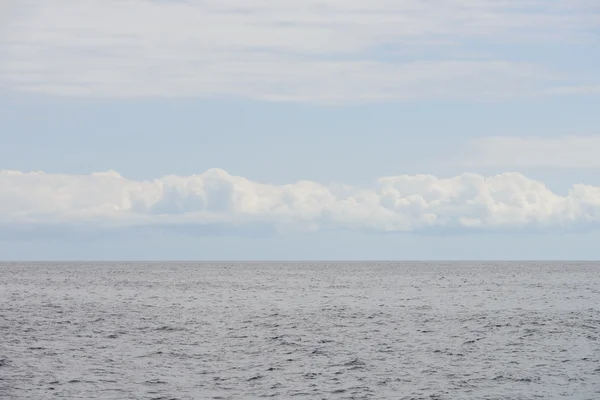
[
  {"xmin": 547, "ymin": 85, "xmax": 600, "ymax": 96},
  {"xmin": 463, "ymin": 136, "xmax": 600, "ymax": 167},
  {"xmin": 0, "ymin": 0, "xmax": 598, "ymax": 103}
]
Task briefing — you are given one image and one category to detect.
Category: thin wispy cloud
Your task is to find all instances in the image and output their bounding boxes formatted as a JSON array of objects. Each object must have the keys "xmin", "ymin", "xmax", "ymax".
[
  {"xmin": 547, "ymin": 85, "xmax": 600, "ymax": 95},
  {"xmin": 0, "ymin": 0, "xmax": 598, "ymax": 103},
  {"xmin": 462, "ymin": 136, "xmax": 600, "ymax": 167},
  {"xmin": 3, "ymin": 168, "xmax": 600, "ymax": 235}
]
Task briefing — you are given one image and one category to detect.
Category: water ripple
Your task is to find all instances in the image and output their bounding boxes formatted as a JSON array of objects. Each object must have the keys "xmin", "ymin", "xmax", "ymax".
[{"xmin": 1, "ymin": 261, "xmax": 599, "ymax": 399}]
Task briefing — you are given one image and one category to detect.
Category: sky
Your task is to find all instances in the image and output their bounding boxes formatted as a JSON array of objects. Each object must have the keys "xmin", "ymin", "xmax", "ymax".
[{"xmin": 1, "ymin": 0, "xmax": 600, "ymax": 260}]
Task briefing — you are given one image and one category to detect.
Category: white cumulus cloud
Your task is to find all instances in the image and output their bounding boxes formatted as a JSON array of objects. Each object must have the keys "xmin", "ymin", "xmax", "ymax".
[
  {"xmin": 0, "ymin": 0, "xmax": 598, "ymax": 103},
  {"xmin": 2, "ymin": 168, "xmax": 600, "ymax": 235}
]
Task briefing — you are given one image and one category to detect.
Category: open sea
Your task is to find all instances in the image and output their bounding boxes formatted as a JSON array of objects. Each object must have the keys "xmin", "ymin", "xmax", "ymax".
[{"xmin": 1, "ymin": 261, "xmax": 599, "ymax": 399}]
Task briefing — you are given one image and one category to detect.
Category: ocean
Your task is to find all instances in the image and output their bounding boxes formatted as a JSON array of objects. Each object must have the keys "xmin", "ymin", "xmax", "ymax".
[{"xmin": 1, "ymin": 261, "xmax": 599, "ymax": 399}]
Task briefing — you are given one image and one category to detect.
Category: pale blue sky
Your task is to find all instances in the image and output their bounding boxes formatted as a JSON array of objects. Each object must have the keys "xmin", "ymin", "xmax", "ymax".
[
  {"xmin": 1, "ymin": 0, "xmax": 600, "ymax": 260},
  {"xmin": 3, "ymin": 94, "xmax": 600, "ymax": 186}
]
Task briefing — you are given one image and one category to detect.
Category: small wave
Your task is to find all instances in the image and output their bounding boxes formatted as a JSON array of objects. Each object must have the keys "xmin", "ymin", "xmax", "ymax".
[
  {"xmin": 145, "ymin": 379, "xmax": 168, "ymax": 385},
  {"xmin": 343, "ymin": 358, "xmax": 366, "ymax": 367},
  {"xmin": 303, "ymin": 372, "xmax": 320, "ymax": 379},
  {"xmin": 154, "ymin": 325, "xmax": 185, "ymax": 332}
]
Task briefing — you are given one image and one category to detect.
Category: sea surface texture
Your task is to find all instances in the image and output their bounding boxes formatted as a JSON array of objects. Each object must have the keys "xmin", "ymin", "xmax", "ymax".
[{"xmin": 1, "ymin": 262, "xmax": 599, "ymax": 399}]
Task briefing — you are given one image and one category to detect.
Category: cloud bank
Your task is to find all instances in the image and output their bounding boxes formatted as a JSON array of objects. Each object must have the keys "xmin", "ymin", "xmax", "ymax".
[
  {"xmin": 1, "ymin": 0, "xmax": 598, "ymax": 102},
  {"xmin": 3, "ymin": 168, "xmax": 600, "ymax": 236}
]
